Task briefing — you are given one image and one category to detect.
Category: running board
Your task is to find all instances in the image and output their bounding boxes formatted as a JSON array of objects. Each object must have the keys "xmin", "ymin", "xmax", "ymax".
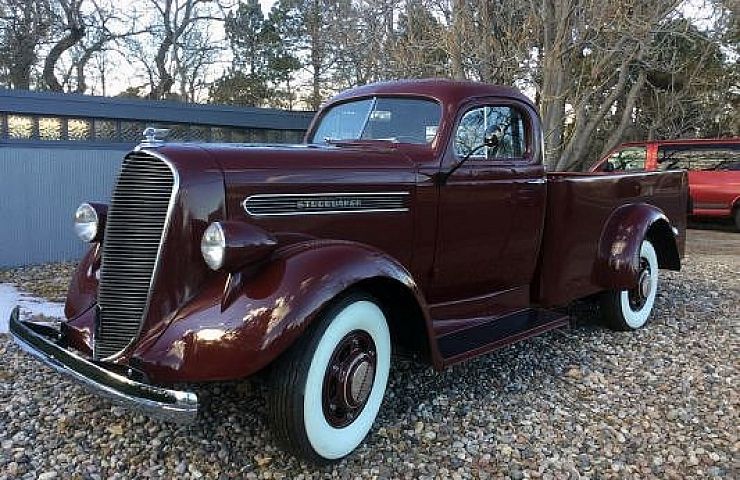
[{"xmin": 437, "ymin": 309, "xmax": 569, "ymax": 366}]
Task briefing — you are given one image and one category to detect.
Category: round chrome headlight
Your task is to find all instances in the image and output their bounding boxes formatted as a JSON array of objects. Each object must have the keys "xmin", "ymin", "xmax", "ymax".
[
  {"xmin": 201, "ymin": 222, "xmax": 226, "ymax": 270},
  {"xmin": 74, "ymin": 203, "xmax": 99, "ymax": 242}
]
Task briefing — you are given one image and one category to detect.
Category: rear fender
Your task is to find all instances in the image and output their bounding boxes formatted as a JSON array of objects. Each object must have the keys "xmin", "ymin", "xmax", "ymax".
[
  {"xmin": 132, "ymin": 240, "xmax": 435, "ymax": 382},
  {"xmin": 593, "ymin": 203, "xmax": 680, "ymax": 291}
]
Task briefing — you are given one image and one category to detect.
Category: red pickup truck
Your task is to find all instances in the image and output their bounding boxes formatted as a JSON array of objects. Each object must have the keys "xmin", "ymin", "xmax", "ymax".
[
  {"xmin": 10, "ymin": 79, "xmax": 687, "ymax": 462},
  {"xmin": 591, "ymin": 138, "xmax": 740, "ymax": 229}
]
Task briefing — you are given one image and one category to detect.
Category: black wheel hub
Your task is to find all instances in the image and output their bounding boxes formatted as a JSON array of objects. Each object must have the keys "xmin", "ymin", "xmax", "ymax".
[{"xmin": 322, "ymin": 330, "xmax": 376, "ymax": 428}]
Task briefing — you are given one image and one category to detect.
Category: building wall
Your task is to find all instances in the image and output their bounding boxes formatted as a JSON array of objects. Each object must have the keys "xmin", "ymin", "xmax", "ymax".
[
  {"xmin": 0, "ymin": 144, "xmax": 127, "ymax": 266},
  {"xmin": 0, "ymin": 89, "xmax": 313, "ymax": 267}
]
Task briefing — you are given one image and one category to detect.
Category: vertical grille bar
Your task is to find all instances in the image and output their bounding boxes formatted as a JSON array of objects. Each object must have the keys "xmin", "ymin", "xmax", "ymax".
[{"xmin": 95, "ymin": 152, "xmax": 175, "ymax": 360}]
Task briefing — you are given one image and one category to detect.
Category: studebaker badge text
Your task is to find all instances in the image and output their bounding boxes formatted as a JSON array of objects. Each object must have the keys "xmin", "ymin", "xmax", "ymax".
[
  {"xmin": 243, "ymin": 192, "xmax": 409, "ymax": 216},
  {"xmin": 297, "ymin": 198, "xmax": 363, "ymax": 210}
]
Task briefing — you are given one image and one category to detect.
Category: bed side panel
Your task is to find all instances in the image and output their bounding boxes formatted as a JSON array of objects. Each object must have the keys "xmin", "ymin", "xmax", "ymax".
[{"xmin": 535, "ymin": 171, "xmax": 687, "ymax": 307}]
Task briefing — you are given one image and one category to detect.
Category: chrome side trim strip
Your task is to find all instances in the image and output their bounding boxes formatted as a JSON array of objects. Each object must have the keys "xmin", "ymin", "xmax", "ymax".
[
  {"xmin": 245, "ymin": 191, "xmax": 411, "ymax": 197},
  {"xmin": 243, "ymin": 191, "xmax": 410, "ymax": 217},
  {"xmin": 245, "ymin": 208, "xmax": 410, "ymax": 217}
]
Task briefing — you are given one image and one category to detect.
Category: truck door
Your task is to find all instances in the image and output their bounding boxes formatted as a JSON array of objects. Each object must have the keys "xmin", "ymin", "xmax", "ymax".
[{"xmin": 429, "ymin": 100, "xmax": 546, "ymax": 305}]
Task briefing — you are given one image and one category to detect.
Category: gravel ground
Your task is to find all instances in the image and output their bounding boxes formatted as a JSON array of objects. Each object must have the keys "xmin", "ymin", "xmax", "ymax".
[
  {"xmin": 0, "ymin": 231, "xmax": 737, "ymax": 479},
  {"xmin": 0, "ymin": 263, "xmax": 76, "ymax": 303}
]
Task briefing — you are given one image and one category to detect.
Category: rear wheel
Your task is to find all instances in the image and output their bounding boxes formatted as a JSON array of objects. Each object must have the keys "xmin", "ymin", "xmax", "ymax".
[
  {"xmin": 734, "ymin": 207, "xmax": 740, "ymax": 231},
  {"xmin": 601, "ymin": 240, "xmax": 659, "ymax": 331},
  {"xmin": 267, "ymin": 294, "xmax": 391, "ymax": 463}
]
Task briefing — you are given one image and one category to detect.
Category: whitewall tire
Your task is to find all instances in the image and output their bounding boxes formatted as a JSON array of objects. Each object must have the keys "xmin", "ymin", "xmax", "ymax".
[
  {"xmin": 601, "ymin": 240, "xmax": 659, "ymax": 331},
  {"xmin": 267, "ymin": 294, "xmax": 391, "ymax": 462}
]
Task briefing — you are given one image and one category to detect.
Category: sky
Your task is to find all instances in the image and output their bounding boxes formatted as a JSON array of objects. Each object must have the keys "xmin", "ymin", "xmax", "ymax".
[{"xmin": 261, "ymin": 0, "xmax": 275, "ymax": 14}]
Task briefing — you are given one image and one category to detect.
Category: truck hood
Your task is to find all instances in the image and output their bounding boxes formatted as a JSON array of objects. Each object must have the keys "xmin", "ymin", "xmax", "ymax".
[{"xmin": 198, "ymin": 142, "xmax": 418, "ymax": 171}]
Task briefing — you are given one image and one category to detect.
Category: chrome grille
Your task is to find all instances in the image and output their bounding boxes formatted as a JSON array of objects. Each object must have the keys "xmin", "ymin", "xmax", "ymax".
[{"xmin": 96, "ymin": 152, "xmax": 175, "ymax": 359}]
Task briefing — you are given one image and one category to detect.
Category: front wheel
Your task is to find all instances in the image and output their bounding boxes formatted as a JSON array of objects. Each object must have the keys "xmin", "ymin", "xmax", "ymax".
[
  {"xmin": 734, "ymin": 207, "xmax": 740, "ymax": 231},
  {"xmin": 601, "ymin": 240, "xmax": 659, "ymax": 331},
  {"xmin": 267, "ymin": 294, "xmax": 391, "ymax": 463}
]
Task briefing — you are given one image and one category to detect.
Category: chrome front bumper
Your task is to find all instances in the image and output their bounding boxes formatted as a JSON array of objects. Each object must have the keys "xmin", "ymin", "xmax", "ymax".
[{"xmin": 8, "ymin": 306, "xmax": 198, "ymax": 423}]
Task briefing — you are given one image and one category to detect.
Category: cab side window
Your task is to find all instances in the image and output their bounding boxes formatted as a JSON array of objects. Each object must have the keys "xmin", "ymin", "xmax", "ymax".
[
  {"xmin": 658, "ymin": 145, "xmax": 740, "ymax": 171},
  {"xmin": 605, "ymin": 147, "xmax": 647, "ymax": 171},
  {"xmin": 454, "ymin": 106, "xmax": 527, "ymax": 160}
]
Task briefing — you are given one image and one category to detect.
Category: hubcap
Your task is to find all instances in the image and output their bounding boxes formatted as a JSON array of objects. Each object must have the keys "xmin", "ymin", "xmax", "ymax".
[
  {"xmin": 322, "ymin": 330, "xmax": 377, "ymax": 428},
  {"xmin": 628, "ymin": 258, "xmax": 652, "ymax": 311},
  {"xmin": 639, "ymin": 270, "xmax": 651, "ymax": 299},
  {"xmin": 346, "ymin": 356, "xmax": 375, "ymax": 407}
]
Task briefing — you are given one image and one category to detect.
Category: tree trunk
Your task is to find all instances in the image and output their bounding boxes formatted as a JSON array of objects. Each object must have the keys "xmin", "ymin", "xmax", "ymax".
[
  {"xmin": 599, "ymin": 71, "xmax": 646, "ymax": 159},
  {"xmin": 556, "ymin": 52, "xmax": 639, "ymax": 171},
  {"xmin": 150, "ymin": 0, "xmax": 178, "ymax": 99},
  {"xmin": 152, "ymin": 36, "xmax": 175, "ymax": 99},
  {"xmin": 43, "ymin": 0, "xmax": 85, "ymax": 92},
  {"xmin": 9, "ymin": 44, "xmax": 35, "ymax": 89},
  {"xmin": 43, "ymin": 25, "xmax": 84, "ymax": 91},
  {"xmin": 74, "ymin": 39, "xmax": 107, "ymax": 94},
  {"xmin": 449, "ymin": 0, "xmax": 466, "ymax": 80},
  {"xmin": 308, "ymin": 0, "xmax": 323, "ymax": 110},
  {"xmin": 538, "ymin": 0, "xmax": 568, "ymax": 168}
]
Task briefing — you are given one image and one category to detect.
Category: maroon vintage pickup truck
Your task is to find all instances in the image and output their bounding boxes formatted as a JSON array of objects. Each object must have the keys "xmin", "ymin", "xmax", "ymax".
[{"xmin": 10, "ymin": 79, "xmax": 687, "ymax": 462}]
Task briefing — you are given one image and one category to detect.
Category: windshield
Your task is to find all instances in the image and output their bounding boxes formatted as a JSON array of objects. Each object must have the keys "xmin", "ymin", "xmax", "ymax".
[{"xmin": 310, "ymin": 97, "xmax": 441, "ymax": 145}]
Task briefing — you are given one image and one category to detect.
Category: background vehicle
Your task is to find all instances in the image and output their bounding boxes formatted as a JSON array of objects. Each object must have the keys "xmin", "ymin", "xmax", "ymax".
[
  {"xmin": 10, "ymin": 80, "xmax": 687, "ymax": 462},
  {"xmin": 591, "ymin": 138, "xmax": 740, "ymax": 229}
]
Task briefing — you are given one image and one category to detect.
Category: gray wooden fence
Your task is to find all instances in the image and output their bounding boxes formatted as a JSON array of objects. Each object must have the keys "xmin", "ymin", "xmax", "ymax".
[
  {"xmin": 0, "ymin": 145, "xmax": 126, "ymax": 266},
  {"xmin": 0, "ymin": 89, "xmax": 313, "ymax": 267}
]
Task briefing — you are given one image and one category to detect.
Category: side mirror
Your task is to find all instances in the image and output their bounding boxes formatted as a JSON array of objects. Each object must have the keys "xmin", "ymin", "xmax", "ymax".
[
  {"xmin": 484, "ymin": 126, "xmax": 501, "ymax": 148},
  {"xmin": 437, "ymin": 126, "xmax": 502, "ymax": 185}
]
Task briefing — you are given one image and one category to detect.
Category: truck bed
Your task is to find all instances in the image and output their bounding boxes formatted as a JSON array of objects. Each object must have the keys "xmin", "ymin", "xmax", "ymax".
[{"xmin": 535, "ymin": 170, "xmax": 688, "ymax": 306}]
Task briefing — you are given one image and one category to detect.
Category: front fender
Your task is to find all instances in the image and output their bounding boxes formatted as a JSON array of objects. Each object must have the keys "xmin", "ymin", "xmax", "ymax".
[
  {"xmin": 131, "ymin": 240, "xmax": 431, "ymax": 383},
  {"xmin": 64, "ymin": 243, "xmax": 100, "ymax": 321},
  {"xmin": 592, "ymin": 203, "xmax": 678, "ymax": 291}
]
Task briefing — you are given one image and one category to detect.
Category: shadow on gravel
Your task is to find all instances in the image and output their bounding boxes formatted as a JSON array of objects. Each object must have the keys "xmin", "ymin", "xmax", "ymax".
[
  {"xmin": 178, "ymin": 296, "xmax": 613, "ymax": 471},
  {"xmin": 687, "ymin": 218, "xmax": 737, "ymax": 233}
]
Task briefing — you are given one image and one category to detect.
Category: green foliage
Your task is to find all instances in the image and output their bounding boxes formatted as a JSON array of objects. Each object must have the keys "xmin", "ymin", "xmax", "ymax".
[
  {"xmin": 209, "ymin": 69, "xmax": 271, "ymax": 107},
  {"xmin": 226, "ymin": 0, "xmax": 269, "ymax": 76},
  {"xmin": 271, "ymin": 0, "xmax": 348, "ymax": 109},
  {"xmin": 115, "ymin": 86, "xmax": 146, "ymax": 98},
  {"xmin": 216, "ymin": 0, "xmax": 301, "ymax": 108},
  {"xmin": 393, "ymin": 1, "xmax": 448, "ymax": 78},
  {"xmin": 638, "ymin": 16, "xmax": 737, "ymax": 139}
]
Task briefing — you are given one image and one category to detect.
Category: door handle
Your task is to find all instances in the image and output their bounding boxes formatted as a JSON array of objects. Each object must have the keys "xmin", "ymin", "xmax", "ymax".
[
  {"xmin": 518, "ymin": 178, "xmax": 545, "ymax": 193},
  {"xmin": 517, "ymin": 179, "xmax": 544, "ymax": 206}
]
